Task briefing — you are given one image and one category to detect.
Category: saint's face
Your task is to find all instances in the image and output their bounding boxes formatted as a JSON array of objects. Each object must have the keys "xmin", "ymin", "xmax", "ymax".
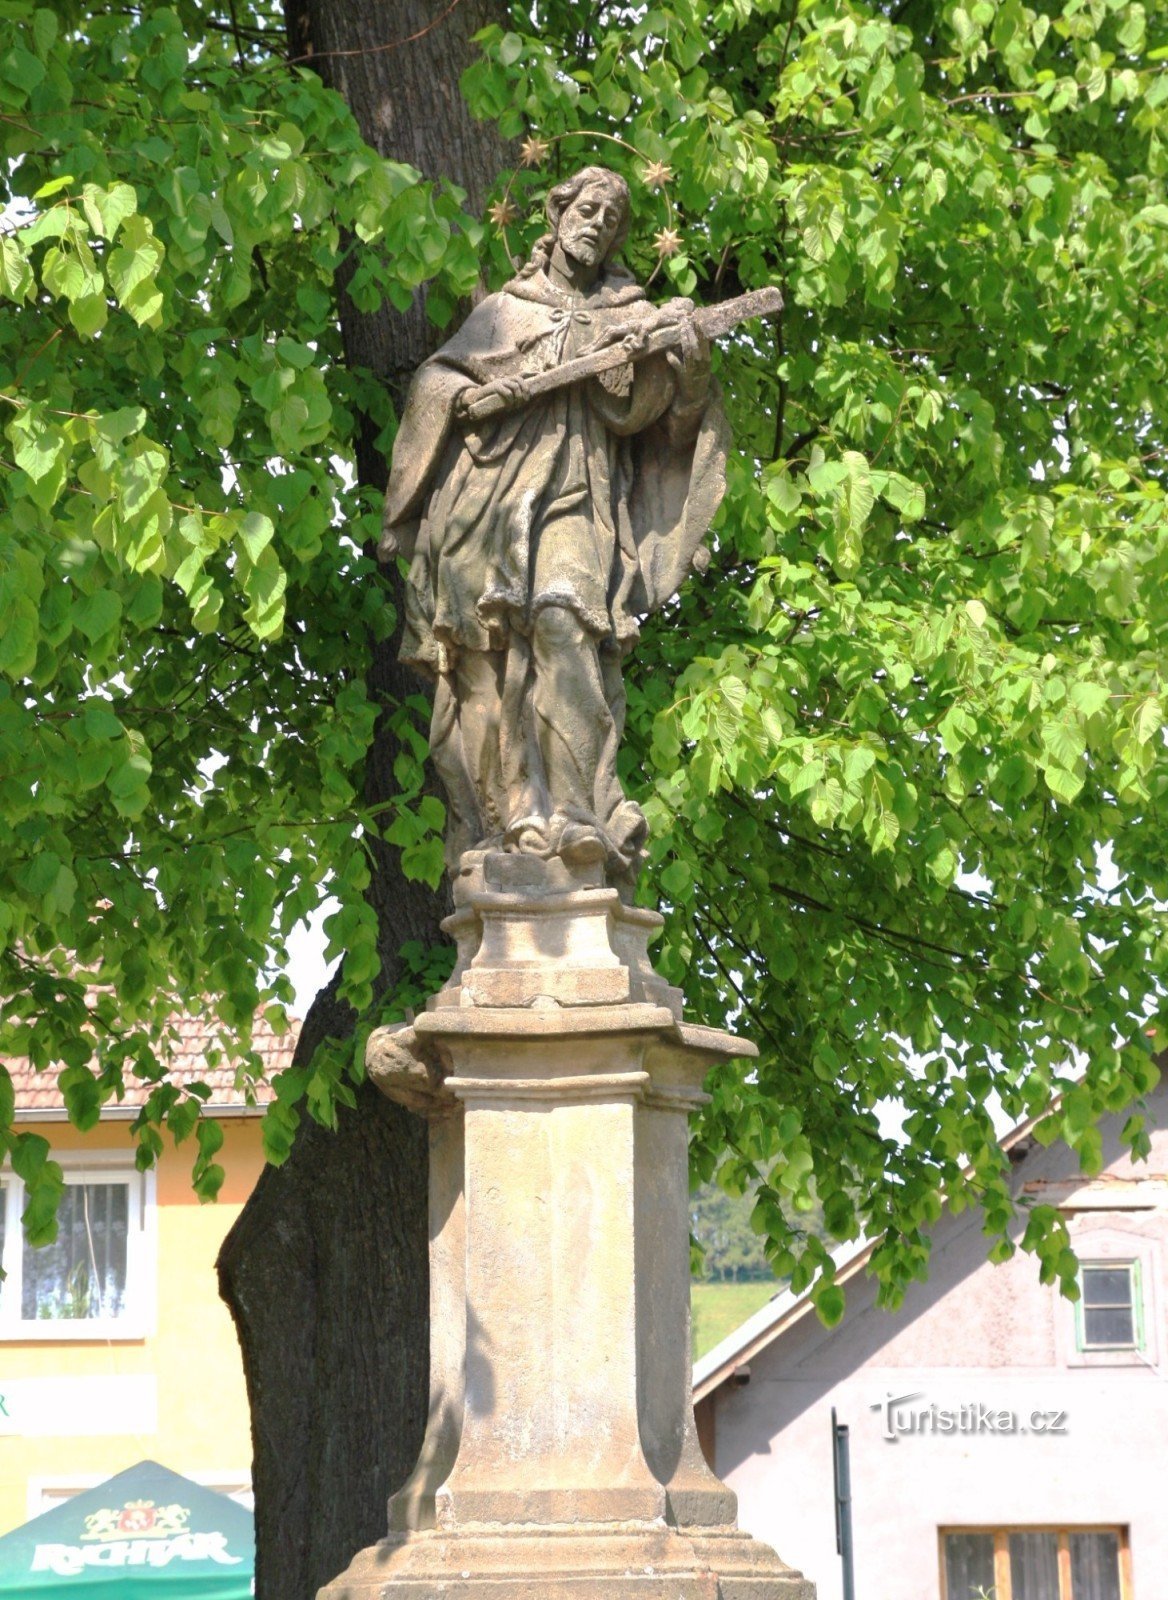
[{"xmin": 556, "ymin": 182, "xmax": 626, "ymax": 269}]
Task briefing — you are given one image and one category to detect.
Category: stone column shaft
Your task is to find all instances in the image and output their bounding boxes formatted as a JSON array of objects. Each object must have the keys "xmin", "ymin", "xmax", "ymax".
[
  {"xmin": 443, "ymin": 1071, "xmax": 664, "ymax": 1525},
  {"xmin": 636, "ymin": 1076, "xmax": 737, "ymax": 1528},
  {"xmin": 388, "ymin": 1108, "xmax": 465, "ymax": 1533},
  {"xmin": 319, "ymin": 856, "xmax": 813, "ymax": 1600}
]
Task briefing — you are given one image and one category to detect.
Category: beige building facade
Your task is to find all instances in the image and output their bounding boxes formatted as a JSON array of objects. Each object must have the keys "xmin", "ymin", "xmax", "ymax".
[{"xmin": 0, "ymin": 1019, "xmax": 288, "ymax": 1534}]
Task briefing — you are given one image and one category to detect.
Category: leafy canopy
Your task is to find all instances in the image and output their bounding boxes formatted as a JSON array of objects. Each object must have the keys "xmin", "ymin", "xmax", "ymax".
[
  {"xmin": 2, "ymin": 0, "xmax": 1167, "ymax": 1320},
  {"xmin": 0, "ymin": 0, "xmax": 478, "ymax": 1227}
]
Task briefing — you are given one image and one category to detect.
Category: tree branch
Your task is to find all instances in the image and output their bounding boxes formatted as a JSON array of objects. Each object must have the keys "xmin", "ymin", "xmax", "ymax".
[{"xmin": 785, "ymin": 424, "xmax": 821, "ymax": 460}]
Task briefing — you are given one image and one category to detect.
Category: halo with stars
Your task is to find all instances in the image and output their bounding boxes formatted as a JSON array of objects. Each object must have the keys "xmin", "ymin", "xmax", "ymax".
[{"xmin": 488, "ymin": 128, "xmax": 681, "ymax": 286}]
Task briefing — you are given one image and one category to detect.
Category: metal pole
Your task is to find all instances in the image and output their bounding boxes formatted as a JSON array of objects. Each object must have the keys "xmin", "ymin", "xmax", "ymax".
[{"xmin": 832, "ymin": 1408, "xmax": 856, "ymax": 1600}]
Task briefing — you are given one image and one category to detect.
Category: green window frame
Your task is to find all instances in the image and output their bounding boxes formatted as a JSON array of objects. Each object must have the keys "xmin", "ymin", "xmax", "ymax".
[{"xmin": 1074, "ymin": 1260, "xmax": 1144, "ymax": 1353}]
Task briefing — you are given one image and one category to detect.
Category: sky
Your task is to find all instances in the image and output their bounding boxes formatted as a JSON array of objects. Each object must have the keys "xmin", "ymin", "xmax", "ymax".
[{"xmin": 282, "ymin": 899, "xmax": 336, "ymax": 1018}]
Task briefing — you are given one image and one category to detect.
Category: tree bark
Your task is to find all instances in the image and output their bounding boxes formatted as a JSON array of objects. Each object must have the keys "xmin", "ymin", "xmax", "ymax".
[{"xmin": 217, "ymin": 6, "xmax": 510, "ymax": 1597}]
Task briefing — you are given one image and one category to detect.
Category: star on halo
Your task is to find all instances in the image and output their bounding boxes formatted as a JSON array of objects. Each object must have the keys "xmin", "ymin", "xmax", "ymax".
[
  {"xmin": 520, "ymin": 135, "xmax": 551, "ymax": 168},
  {"xmin": 653, "ymin": 226, "xmax": 683, "ymax": 258},
  {"xmin": 488, "ymin": 197, "xmax": 520, "ymax": 230},
  {"xmin": 642, "ymin": 159, "xmax": 673, "ymax": 190}
]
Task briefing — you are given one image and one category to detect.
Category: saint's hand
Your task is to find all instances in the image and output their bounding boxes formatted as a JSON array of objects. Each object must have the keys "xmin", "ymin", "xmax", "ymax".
[
  {"xmin": 594, "ymin": 321, "xmax": 652, "ymax": 360},
  {"xmin": 458, "ymin": 375, "xmax": 532, "ymax": 419},
  {"xmin": 665, "ymin": 314, "xmax": 711, "ymax": 408}
]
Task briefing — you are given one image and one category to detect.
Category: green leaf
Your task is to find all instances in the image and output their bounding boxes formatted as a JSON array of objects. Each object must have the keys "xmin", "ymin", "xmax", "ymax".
[
  {"xmin": 42, "ymin": 238, "xmax": 102, "ymax": 303},
  {"xmin": 106, "ymin": 214, "xmax": 165, "ymax": 325},
  {"xmin": 764, "ymin": 464, "xmax": 803, "ymax": 518},
  {"xmin": 80, "ymin": 181, "xmax": 138, "ymax": 242},
  {"xmin": 33, "ymin": 174, "xmax": 74, "ymax": 200},
  {"xmin": 1042, "ymin": 764, "xmax": 1085, "ymax": 803},
  {"xmin": 83, "ymin": 701, "xmax": 124, "ymax": 740},
  {"xmin": 73, "ymin": 588, "xmax": 122, "ymax": 643},
  {"xmin": 14, "ymin": 1136, "xmax": 64, "ymax": 1247},
  {"xmin": 814, "ymin": 1284, "xmax": 846, "ymax": 1327},
  {"xmin": 60, "ymin": 1064, "xmax": 102, "ymax": 1132},
  {"xmin": 660, "ymin": 857, "xmax": 693, "ymax": 900},
  {"xmin": 840, "ymin": 451, "xmax": 875, "ymax": 531},
  {"xmin": 8, "ymin": 406, "xmax": 65, "ymax": 482},
  {"xmin": 69, "ymin": 292, "xmax": 109, "ymax": 337},
  {"xmin": 1041, "ymin": 718, "xmax": 1085, "ymax": 772},
  {"xmin": 0, "ymin": 236, "xmax": 34, "ymax": 302},
  {"xmin": 31, "ymin": 8, "xmax": 58, "ymax": 57},
  {"xmin": 881, "ymin": 472, "xmax": 926, "ymax": 521},
  {"xmin": 1132, "ymin": 696, "xmax": 1162, "ymax": 746},
  {"xmin": 240, "ymin": 546, "xmax": 287, "ymax": 640},
  {"xmin": 97, "ymin": 406, "xmax": 147, "ymax": 444},
  {"xmin": 238, "ymin": 511, "xmax": 275, "ymax": 564}
]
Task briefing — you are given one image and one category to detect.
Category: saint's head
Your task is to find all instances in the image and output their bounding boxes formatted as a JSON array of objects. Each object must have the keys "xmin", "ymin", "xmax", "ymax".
[
  {"xmin": 547, "ymin": 166, "xmax": 631, "ymax": 270},
  {"xmin": 512, "ymin": 166, "xmax": 634, "ymax": 287}
]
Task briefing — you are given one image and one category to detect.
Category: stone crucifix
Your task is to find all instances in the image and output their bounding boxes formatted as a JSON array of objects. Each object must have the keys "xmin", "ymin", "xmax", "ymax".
[{"xmin": 381, "ymin": 164, "xmax": 776, "ymax": 887}]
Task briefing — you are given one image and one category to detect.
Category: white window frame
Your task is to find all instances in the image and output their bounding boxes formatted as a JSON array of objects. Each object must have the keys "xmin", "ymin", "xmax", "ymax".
[
  {"xmin": 28, "ymin": 1469, "xmax": 252, "ymax": 1520},
  {"xmin": 0, "ymin": 1151, "xmax": 156, "ymax": 1342}
]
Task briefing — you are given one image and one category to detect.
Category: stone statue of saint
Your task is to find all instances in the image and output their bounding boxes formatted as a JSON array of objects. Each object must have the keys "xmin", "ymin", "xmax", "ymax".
[{"xmin": 380, "ymin": 164, "xmax": 729, "ymax": 886}]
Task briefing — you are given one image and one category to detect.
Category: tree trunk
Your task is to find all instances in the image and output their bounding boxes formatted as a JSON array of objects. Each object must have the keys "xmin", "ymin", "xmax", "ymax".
[{"xmin": 217, "ymin": 7, "xmax": 510, "ymax": 1597}]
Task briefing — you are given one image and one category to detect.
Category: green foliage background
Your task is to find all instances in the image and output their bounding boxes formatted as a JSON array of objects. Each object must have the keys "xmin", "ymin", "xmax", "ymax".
[
  {"xmin": 2, "ymin": 0, "xmax": 1167, "ymax": 1321},
  {"xmin": 691, "ymin": 1176, "xmax": 823, "ymax": 1280}
]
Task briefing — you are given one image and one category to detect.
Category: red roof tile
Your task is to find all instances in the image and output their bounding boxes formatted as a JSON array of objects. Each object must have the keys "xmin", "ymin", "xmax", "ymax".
[{"xmin": 6, "ymin": 1012, "xmax": 299, "ymax": 1116}]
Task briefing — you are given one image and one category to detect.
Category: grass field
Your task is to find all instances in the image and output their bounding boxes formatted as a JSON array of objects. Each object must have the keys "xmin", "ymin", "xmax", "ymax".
[{"xmin": 691, "ymin": 1280, "xmax": 780, "ymax": 1360}]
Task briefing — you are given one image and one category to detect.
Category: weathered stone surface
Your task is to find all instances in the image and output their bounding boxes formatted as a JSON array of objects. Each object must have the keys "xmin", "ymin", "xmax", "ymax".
[
  {"xmin": 367, "ymin": 1024, "xmax": 453, "ymax": 1114},
  {"xmin": 322, "ymin": 168, "xmax": 811, "ymax": 1600},
  {"xmin": 385, "ymin": 1106, "xmax": 465, "ymax": 1536},
  {"xmin": 380, "ymin": 165, "xmax": 729, "ymax": 885},
  {"xmin": 430, "ymin": 850, "xmax": 684, "ymax": 1017},
  {"xmin": 337, "ymin": 868, "xmax": 812, "ymax": 1600},
  {"xmin": 320, "ymin": 1524, "xmax": 813, "ymax": 1598}
]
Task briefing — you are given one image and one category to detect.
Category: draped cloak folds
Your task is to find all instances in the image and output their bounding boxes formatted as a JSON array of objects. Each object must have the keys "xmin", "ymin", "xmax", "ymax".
[
  {"xmin": 380, "ymin": 263, "xmax": 729, "ymax": 866},
  {"xmin": 382, "ymin": 266, "xmax": 729, "ymax": 669}
]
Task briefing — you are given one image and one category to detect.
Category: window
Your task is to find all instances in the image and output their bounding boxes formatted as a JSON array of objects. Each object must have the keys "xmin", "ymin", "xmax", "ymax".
[
  {"xmin": 1076, "ymin": 1262, "xmax": 1141, "ymax": 1351},
  {"xmin": 1059, "ymin": 1228, "xmax": 1159, "ymax": 1370},
  {"xmin": 0, "ymin": 1158, "xmax": 154, "ymax": 1339},
  {"xmin": 941, "ymin": 1528, "xmax": 1130, "ymax": 1600},
  {"xmin": 30, "ymin": 1473, "xmax": 252, "ymax": 1519}
]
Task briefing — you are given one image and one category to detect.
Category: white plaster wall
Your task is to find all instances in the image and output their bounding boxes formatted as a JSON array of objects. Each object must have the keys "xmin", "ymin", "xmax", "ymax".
[{"xmin": 709, "ymin": 1090, "xmax": 1168, "ymax": 1600}]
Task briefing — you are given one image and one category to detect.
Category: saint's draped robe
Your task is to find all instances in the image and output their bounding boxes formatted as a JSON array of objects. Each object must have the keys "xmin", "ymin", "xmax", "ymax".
[{"xmin": 382, "ymin": 263, "xmax": 729, "ymax": 871}]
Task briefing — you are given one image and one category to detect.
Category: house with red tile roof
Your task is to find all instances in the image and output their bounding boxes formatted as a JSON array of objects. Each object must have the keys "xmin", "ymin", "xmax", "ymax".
[{"xmin": 0, "ymin": 1014, "xmax": 295, "ymax": 1533}]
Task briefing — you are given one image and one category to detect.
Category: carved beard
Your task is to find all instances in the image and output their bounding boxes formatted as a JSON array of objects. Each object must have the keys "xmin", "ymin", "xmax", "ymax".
[
  {"xmin": 557, "ymin": 211, "xmax": 620, "ymax": 269},
  {"xmin": 558, "ymin": 225, "xmax": 605, "ymax": 267}
]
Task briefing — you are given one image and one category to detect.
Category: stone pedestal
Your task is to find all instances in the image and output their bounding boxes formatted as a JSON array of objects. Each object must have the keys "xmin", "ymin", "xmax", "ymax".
[{"xmin": 319, "ymin": 854, "xmax": 813, "ymax": 1600}]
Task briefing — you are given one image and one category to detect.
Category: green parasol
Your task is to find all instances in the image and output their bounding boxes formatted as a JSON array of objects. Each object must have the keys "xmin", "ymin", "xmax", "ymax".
[{"xmin": 0, "ymin": 1461, "xmax": 253, "ymax": 1600}]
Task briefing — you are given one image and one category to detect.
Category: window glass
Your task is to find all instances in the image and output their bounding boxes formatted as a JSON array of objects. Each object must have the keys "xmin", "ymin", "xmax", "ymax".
[
  {"xmin": 1008, "ymin": 1531, "xmax": 1060, "ymax": 1600},
  {"xmin": 943, "ymin": 1532, "xmax": 995, "ymax": 1599},
  {"xmin": 1070, "ymin": 1532, "xmax": 1122, "ymax": 1600},
  {"xmin": 1081, "ymin": 1264, "xmax": 1136, "ymax": 1349},
  {"xmin": 1083, "ymin": 1267, "xmax": 1133, "ymax": 1306},
  {"xmin": 22, "ymin": 1182, "xmax": 129, "ymax": 1321},
  {"xmin": 943, "ymin": 1528, "xmax": 1126, "ymax": 1600}
]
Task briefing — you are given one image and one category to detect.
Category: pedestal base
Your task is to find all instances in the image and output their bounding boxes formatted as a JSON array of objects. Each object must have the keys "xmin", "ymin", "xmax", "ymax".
[
  {"xmin": 321, "ymin": 854, "xmax": 815, "ymax": 1600},
  {"xmin": 320, "ymin": 1523, "xmax": 814, "ymax": 1600}
]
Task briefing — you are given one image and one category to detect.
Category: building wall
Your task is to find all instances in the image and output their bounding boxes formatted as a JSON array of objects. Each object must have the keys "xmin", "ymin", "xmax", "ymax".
[
  {"xmin": 0, "ymin": 1116, "xmax": 263, "ymax": 1533},
  {"xmin": 709, "ymin": 1096, "xmax": 1168, "ymax": 1600}
]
